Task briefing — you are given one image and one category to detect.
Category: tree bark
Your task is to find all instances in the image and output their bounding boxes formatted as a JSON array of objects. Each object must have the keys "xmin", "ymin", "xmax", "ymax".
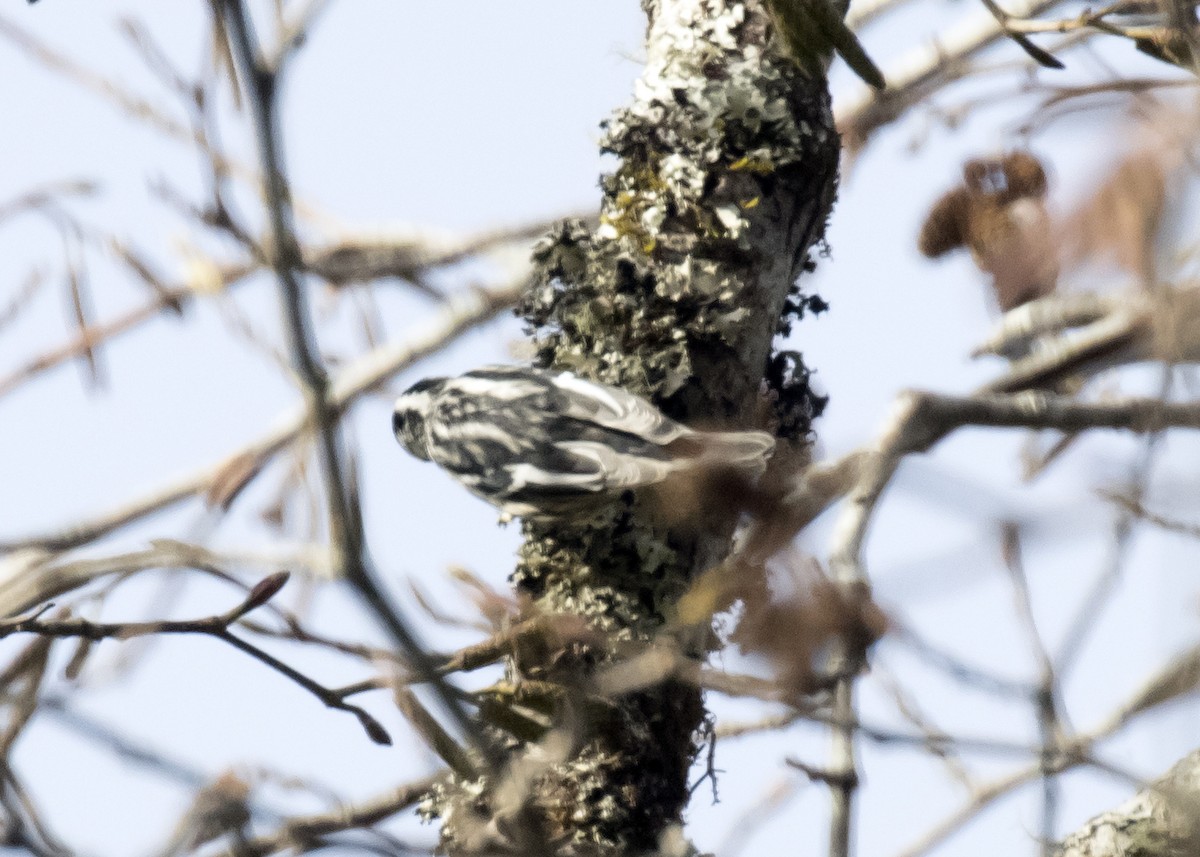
[
  {"xmin": 1054, "ymin": 751, "xmax": 1200, "ymax": 857},
  {"xmin": 426, "ymin": 1, "xmax": 840, "ymax": 852}
]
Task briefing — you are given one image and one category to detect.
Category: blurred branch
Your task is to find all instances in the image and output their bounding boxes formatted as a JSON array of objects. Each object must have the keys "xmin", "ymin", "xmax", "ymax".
[
  {"xmin": 0, "ymin": 259, "xmax": 250, "ymax": 401},
  {"xmin": 209, "ymin": 774, "xmax": 439, "ymax": 857},
  {"xmin": 0, "ymin": 218, "xmax": 556, "ymax": 403},
  {"xmin": 0, "ymin": 636, "xmax": 53, "ymax": 762},
  {"xmin": 0, "ymin": 12, "xmax": 261, "ymax": 186},
  {"xmin": 887, "ymin": 618, "xmax": 1036, "ymax": 698},
  {"xmin": 268, "ymin": 0, "xmax": 336, "ymax": 69},
  {"xmin": 1055, "ymin": 372, "xmax": 1172, "ymax": 681},
  {"xmin": 872, "ymin": 666, "xmax": 974, "ymax": 789},
  {"xmin": 845, "ymin": 0, "xmax": 917, "ymax": 32},
  {"xmin": 216, "ymin": 0, "xmax": 494, "ymax": 767},
  {"xmin": 1000, "ymin": 523, "xmax": 1061, "ymax": 855},
  {"xmin": 0, "ymin": 13, "xmax": 569, "ymax": 404},
  {"xmin": 304, "ymin": 216, "xmax": 576, "ymax": 289},
  {"xmin": 0, "ymin": 539, "xmax": 334, "ymax": 618},
  {"xmin": 891, "ymin": 612, "xmax": 1200, "ymax": 857},
  {"xmin": 892, "ymin": 758, "xmax": 1060, "ymax": 857},
  {"xmin": 0, "ymin": 269, "xmax": 47, "ymax": 336},
  {"xmin": 836, "ymin": 0, "xmax": 1069, "ymax": 144},
  {"xmin": 0, "ymin": 180, "xmax": 96, "ymax": 224},
  {"xmin": 0, "ymin": 274, "xmax": 523, "ymax": 554},
  {"xmin": 0, "ymin": 768, "xmax": 73, "ymax": 857},
  {"xmin": 1052, "ymin": 748, "xmax": 1200, "ymax": 856},
  {"xmin": 1101, "ymin": 487, "xmax": 1200, "ymax": 537},
  {"xmin": 2, "ymin": 571, "xmax": 392, "ymax": 745},
  {"xmin": 0, "ymin": 13, "xmax": 204, "ymax": 158},
  {"xmin": 41, "ymin": 694, "xmax": 211, "ymax": 791},
  {"xmin": 831, "ymin": 391, "xmax": 1200, "ymax": 581}
]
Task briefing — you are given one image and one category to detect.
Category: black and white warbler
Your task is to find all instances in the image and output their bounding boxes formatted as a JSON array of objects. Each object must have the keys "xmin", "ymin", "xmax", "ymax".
[{"xmin": 392, "ymin": 365, "xmax": 776, "ymax": 521}]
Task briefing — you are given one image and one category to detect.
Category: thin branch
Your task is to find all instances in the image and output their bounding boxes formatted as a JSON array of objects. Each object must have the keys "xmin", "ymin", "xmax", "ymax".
[
  {"xmin": 887, "ymin": 618, "xmax": 1036, "ymax": 699},
  {"xmin": 0, "ymin": 539, "xmax": 334, "ymax": 618},
  {"xmin": 208, "ymin": 775, "xmax": 439, "ymax": 857},
  {"xmin": 827, "ymin": 678, "xmax": 857, "ymax": 857},
  {"xmin": 268, "ymin": 0, "xmax": 335, "ymax": 69},
  {"xmin": 0, "ymin": 769, "xmax": 74, "ymax": 857},
  {"xmin": 0, "ymin": 262, "xmax": 251, "ymax": 401},
  {"xmin": 830, "ymin": 390, "xmax": 1200, "ymax": 584},
  {"xmin": 889, "ymin": 628, "xmax": 1200, "ymax": 857},
  {"xmin": 3, "ymin": 572, "xmax": 391, "ymax": 745},
  {"xmin": 1000, "ymin": 523, "xmax": 1060, "ymax": 854},
  {"xmin": 1055, "ymin": 371, "xmax": 1172, "ymax": 678},
  {"xmin": 1100, "ymin": 487, "xmax": 1200, "ymax": 538},
  {"xmin": 836, "ymin": 0, "xmax": 1072, "ymax": 144},
  {"xmin": 216, "ymin": 0, "xmax": 494, "ymax": 767},
  {"xmin": 40, "ymin": 695, "xmax": 210, "ymax": 791},
  {"xmin": 0, "ymin": 180, "xmax": 97, "ymax": 224},
  {"xmin": 0, "ymin": 269, "xmax": 47, "ymax": 335},
  {"xmin": 0, "ymin": 275, "xmax": 523, "ymax": 554}
]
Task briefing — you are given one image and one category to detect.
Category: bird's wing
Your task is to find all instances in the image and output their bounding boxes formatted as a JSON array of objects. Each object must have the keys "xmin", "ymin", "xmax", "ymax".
[
  {"xmin": 551, "ymin": 440, "xmax": 680, "ymax": 489},
  {"xmin": 545, "ymin": 371, "xmax": 690, "ymax": 445},
  {"xmin": 454, "ymin": 365, "xmax": 553, "ymax": 401},
  {"xmin": 458, "ymin": 365, "xmax": 686, "ymax": 444}
]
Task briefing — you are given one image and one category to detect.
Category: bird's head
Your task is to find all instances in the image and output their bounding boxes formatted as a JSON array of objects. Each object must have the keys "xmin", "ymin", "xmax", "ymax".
[{"xmin": 392, "ymin": 378, "xmax": 444, "ymax": 461}]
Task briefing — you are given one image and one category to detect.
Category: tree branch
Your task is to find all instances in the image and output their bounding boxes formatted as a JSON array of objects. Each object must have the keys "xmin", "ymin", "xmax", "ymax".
[{"xmin": 216, "ymin": 0, "xmax": 495, "ymax": 768}]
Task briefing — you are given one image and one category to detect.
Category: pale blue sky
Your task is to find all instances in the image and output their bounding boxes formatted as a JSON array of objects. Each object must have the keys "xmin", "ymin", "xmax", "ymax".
[{"xmin": 2, "ymin": 3, "xmax": 1199, "ymax": 856}]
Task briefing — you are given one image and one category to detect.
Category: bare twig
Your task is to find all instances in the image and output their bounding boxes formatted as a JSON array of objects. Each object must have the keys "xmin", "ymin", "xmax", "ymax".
[
  {"xmin": 1101, "ymin": 487, "xmax": 1200, "ymax": 538},
  {"xmin": 208, "ymin": 774, "xmax": 440, "ymax": 857},
  {"xmin": 216, "ymin": 0, "xmax": 494, "ymax": 766},
  {"xmin": 888, "ymin": 617, "xmax": 1036, "ymax": 698},
  {"xmin": 1, "ymin": 572, "xmax": 392, "ymax": 745},
  {"xmin": 1055, "ymin": 372, "xmax": 1173, "ymax": 679},
  {"xmin": 0, "ymin": 214, "xmax": 554, "ymax": 402},
  {"xmin": 0, "ymin": 275, "xmax": 523, "ymax": 554},
  {"xmin": 0, "ymin": 769, "xmax": 74, "ymax": 857},
  {"xmin": 889, "ymin": 624, "xmax": 1200, "ymax": 857},
  {"xmin": 0, "ymin": 262, "xmax": 251, "ymax": 401},
  {"xmin": 836, "ymin": 0, "xmax": 1071, "ymax": 144},
  {"xmin": 0, "ymin": 269, "xmax": 47, "ymax": 335},
  {"xmin": 830, "ymin": 390, "xmax": 1200, "ymax": 583},
  {"xmin": 41, "ymin": 695, "xmax": 212, "ymax": 791},
  {"xmin": 1000, "ymin": 523, "xmax": 1060, "ymax": 855},
  {"xmin": 0, "ymin": 180, "xmax": 96, "ymax": 224},
  {"xmin": 0, "ymin": 539, "xmax": 334, "ymax": 618}
]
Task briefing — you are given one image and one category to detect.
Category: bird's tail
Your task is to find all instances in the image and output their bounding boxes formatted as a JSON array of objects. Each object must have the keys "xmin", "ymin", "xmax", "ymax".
[{"xmin": 687, "ymin": 429, "xmax": 777, "ymax": 478}]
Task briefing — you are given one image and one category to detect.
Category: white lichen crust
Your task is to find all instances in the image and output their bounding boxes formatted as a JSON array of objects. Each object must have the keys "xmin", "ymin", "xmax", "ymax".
[{"xmin": 1055, "ymin": 750, "xmax": 1200, "ymax": 857}]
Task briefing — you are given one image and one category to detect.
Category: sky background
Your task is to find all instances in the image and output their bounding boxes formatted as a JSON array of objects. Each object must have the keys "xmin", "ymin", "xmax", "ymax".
[{"xmin": 2, "ymin": 2, "xmax": 1200, "ymax": 856}]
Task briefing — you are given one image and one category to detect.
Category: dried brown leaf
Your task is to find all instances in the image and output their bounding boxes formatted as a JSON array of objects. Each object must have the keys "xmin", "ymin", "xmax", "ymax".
[
  {"xmin": 919, "ymin": 152, "xmax": 1057, "ymax": 311},
  {"xmin": 450, "ymin": 565, "xmax": 520, "ymax": 630},
  {"xmin": 63, "ymin": 637, "xmax": 93, "ymax": 681},
  {"xmin": 730, "ymin": 560, "xmax": 887, "ymax": 700},
  {"xmin": 207, "ymin": 450, "xmax": 266, "ymax": 510},
  {"xmin": 160, "ymin": 771, "xmax": 252, "ymax": 855},
  {"xmin": 1059, "ymin": 148, "xmax": 1171, "ymax": 284},
  {"xmin": 1119, "ymin": 645, "xmax": 1200, "ymax": 724}
]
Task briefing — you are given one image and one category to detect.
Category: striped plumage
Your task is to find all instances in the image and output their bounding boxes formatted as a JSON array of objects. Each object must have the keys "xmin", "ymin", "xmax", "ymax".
[{"xmin": 392, "ymin": 365, "xmax": 776, "ymax": 520}]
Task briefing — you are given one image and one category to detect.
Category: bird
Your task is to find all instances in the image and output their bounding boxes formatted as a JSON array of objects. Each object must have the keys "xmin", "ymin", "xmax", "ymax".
[
  {"xmin": 392, "ymin": 365, "xmax": 776, "ymax": 521},
  {"xmin": 764, "ymin": 0, "xmax": 886, "ymax": 90}
]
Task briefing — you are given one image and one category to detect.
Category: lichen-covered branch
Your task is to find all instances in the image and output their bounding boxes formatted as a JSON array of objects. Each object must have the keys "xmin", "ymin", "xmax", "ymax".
[
  {"xmin": 1053, "ymin": 750, "xmax": 1200, "ymax": 857},
  {"xmin": 424, "ymin": 0, "xmax": 840, "ymax": 853}
]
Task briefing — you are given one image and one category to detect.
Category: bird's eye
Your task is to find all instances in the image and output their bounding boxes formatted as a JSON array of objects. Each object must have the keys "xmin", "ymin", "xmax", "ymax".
[{"xmin": 392, "ymin": 410, "xmax": 406, "ymax": 436}]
